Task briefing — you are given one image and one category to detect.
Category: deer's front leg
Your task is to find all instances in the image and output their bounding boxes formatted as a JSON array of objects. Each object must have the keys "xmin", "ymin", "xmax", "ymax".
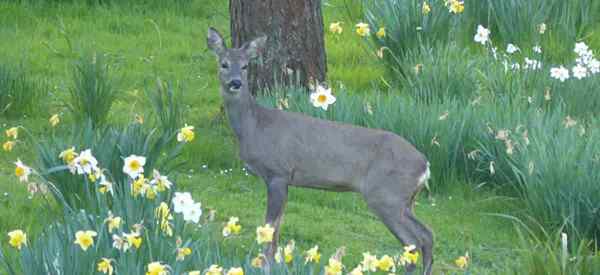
[{"xmin": 263, "ymin": 178, "xmax": 288, "ymax": 260}]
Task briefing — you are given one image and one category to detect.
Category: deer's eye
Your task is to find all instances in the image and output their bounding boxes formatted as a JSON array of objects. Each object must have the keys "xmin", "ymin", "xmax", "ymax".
[
  {"xmin": 221, "ymin": 63, "xmax": 229, "ymax": 69},
  {"xmin": 241, "ymin": 64, "xmax": 248, "ymax": 70}
]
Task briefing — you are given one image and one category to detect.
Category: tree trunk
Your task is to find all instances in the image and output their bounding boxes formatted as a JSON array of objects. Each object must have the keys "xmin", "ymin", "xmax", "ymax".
[{"xmin": 230, "ymin": 0, "xmax": 327, "ymax": 95}]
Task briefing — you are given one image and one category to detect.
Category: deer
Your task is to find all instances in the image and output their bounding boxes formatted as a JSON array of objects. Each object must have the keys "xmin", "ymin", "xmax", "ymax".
[{"xmin": 207, "ymin": 27, "xmax": 434, "ymax": 275}]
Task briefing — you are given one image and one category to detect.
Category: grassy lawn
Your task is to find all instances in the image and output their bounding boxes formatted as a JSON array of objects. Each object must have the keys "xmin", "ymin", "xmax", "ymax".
[{"xmin": 0, "ymin": 1, "xmax": 558, "ymax": 274}]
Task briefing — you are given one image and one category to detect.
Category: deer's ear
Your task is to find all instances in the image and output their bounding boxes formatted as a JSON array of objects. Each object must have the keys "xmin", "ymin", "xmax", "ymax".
[
  {"xmin": 242, "ymin": 36, "xmax": 267, "ymax": 59},
  {"xmin": 207, "ymin": 27, "xmax": 226, "ymax": 55}
]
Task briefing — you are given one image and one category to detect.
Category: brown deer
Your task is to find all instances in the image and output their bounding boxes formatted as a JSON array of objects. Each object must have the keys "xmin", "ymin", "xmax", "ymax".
[{"xmin": 207, "ymin": 27, "xmax": 434, "ymax": 275}]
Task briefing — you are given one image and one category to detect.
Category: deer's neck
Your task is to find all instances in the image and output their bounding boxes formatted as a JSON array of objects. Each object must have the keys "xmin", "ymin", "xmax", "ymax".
[{"xmin": 223, "ymin": 89, "xmax": 258, "ymax": 141}]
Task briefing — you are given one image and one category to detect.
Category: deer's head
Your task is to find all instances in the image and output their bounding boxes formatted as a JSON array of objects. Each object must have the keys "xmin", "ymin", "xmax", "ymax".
[{"xmin": 207, "ymin": 27, "xmax": 266, "ymax": 96}]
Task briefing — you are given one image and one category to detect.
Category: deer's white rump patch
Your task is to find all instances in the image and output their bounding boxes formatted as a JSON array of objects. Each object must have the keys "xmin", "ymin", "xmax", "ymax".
[{"xmin": 418, "ymin": 162, "xmax": 431, "ymax": 187}]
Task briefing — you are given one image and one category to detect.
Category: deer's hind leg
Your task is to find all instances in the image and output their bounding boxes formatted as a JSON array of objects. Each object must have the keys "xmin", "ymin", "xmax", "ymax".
[{"xmin": 362, "ymin": 174, "xmax": 433, "ymax": 275}]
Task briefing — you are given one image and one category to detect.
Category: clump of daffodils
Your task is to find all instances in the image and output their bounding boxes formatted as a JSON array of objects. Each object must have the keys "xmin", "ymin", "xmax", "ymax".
[
  {"xmin": 222, "ymin": 216, "xmax": 242, "ymax": 237},
  {"xmin": 256, "ymin": 224, "xmax": 274, "ymax": 244},
  {"xmin": 310, "ymin": 84, "xmax": 336, "ymax": 111},
  {"xmin": 275, "ymin": 240, "xmax": 296, "ymax": 264}
]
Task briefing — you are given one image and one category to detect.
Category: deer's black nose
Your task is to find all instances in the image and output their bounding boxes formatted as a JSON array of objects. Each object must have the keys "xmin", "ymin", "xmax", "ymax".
[{"xmin": 228, "ymin": 80, "xmax": 242, "ymax": 90}]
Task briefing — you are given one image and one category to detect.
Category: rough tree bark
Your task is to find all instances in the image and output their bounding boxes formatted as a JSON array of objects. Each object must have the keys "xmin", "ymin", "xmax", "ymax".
[{"xmin": 230, "ymin": 0, "xmax": 327, "ymax": 94}]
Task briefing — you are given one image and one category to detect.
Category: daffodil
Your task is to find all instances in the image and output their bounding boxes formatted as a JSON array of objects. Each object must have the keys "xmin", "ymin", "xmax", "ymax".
[
  {"xmin": 177, "ymin": 124, "xmax": 195, "ymax": 143},
  {"xmin": 124, "ymin": 232, "xmax": 143, "ymax": 249},
  {"xmin": 474, "ymin": 25, "xmax": 490, "ymax": 45},
  {"xmin": 123, "ymin": 154, "xmax": 146, "ymax": 179},
  {"xmin": 422, "ymin": 2, "xmax": 431, "ymax": 15},
  {"xmin": 324, "ymin": 258, "xmax": 343, "ymax": 275},
  {"xmin": 188, "ymin": 271, "xmax": 201, "ymax": 275},
  {"xmin": 284, "ymin": 240, "xmax": 295, "ymax": 263},
  {"xmin": 361, "ymin": 253, "xmax": 379, "ymax": 272},
  {"xmin": 8, "ymin": 230, "xmax": 27, "ymax": 250},
  {"xmin": 99, "ymin": 176, "xmax": 114, "ymax": 195},
  {"xmin": 72, "ymin": 149, "xmax": 99, "ymax": 175},
  {"xmin": 59, "ymin": 147, "xmax": 78, "ymax": 165},
  {"xmin": 173, "ymin": 192, "xmax": 194, "ymax": 213},
  {"xmin": 5, "ymin": 127, "xmax": 18, "ymax": 139},
  {"xmin": 377, "ymin": 255, "xmax": 395, "ymax": 272},
  {"xmin": 14, "ymin": 159, "xmax": 31, "ymax": 182},
  {"xmin": 226, "ymin": 267, "xmax": 244, "ymax": 275},
  {"xmin": 182, "ymin": 201, "xmax": 202, "ymax": 224},
  {"xmin": 256, "ymin": 224, "xmax": 274, "ymax": 244},
  {"xmin": 132, "ymin": 175, "xmax": 146, "ymax": 197},
  {"xmin": 222, "ymin": 216, "xmax": 242, "ymax": 237},
  {"xmin": 155, "ymin": 202, "xmax": 174, "ymax": 236},
  {"xmin": 399, "ymin": 245, "xmax": 419, "ymax": 266},
  {"xmin": 455, "ymin": 253, "xmax": 469, "ymax": 269},
  {"xmin": 310, "ymin": 85, "xmax": 336, "ymax": 111},
  {"xmin": 176, "ymin": 247, "xmax": 192, "ymax": 261},
  {"xmin": 206, "ymin": 265, "xmax": 223, "ymax": 275},
  {"xmin": 49, "ymin": 114, "xmax": 60, "ymax": 127},
  {"xmin": 3, "ymin": 140, "xmax": 15, "ymax": 152},
  {"xmin": 538, "ymin": 23, "xmax": 547, "ymax": 34},
  {"xmin": 97, "ymin": 258, "xmax": 114, "ymax": 275},
  {"xmin": 104, "ymin": 213, "xmax": 122, "ymax": 233},
  {"xmin": 251, "ymin": 254, "xmax": 265, "ymax": 268},
  {"xmin": 74, "ymin": 230, "xmax": 97, "ymax": 251},
  {"xmin": 550, "ymin": 66, "xmax": 570, "ymax": 82},
  {"xmin": 376, "ymin": 27, "xmax": 386, "ymax": 38},
  {"xmin": 447, "ymin": 0, "xmax": 464, "ymax": 13},
  {"xmin": 146, "ymin": 262, "xmax": 169, "ymax": 275},
  {"xmin": 329, "ymin": 22, "xmax": 343, "ymax": 34},
  {"xmin": 150, "ymin": 170, "xmax": 172, "ymax": 192},
  {"xmin": 355, "ymin": 23, "xmax": 370, "ymax": 37},
  {"xmin": 305, "ymin": 245, "xmax": 321, "ymax": 263}
]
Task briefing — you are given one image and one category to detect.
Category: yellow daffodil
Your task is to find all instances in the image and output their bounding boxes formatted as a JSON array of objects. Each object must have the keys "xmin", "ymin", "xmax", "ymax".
[
  {"xmin": 188, "ymin": 271, "xmax": 201, "ymax": 275},
  {"xmin": 284, "ymin": 240, "xmax": 295, "ymax": 263},
  {"xmin": 206, "ymin": 264, "xmax": 223, "ymax": 275},
  {"xmin": 226, "ymin": 267, "xmax": 244, "ymax": 275},
  {"xmin": 222, "ymin": 216, "xmax": 242, "ymax": 237},
  {"xmin": 132, "ymin": 175, "xmax": 146, "ymax": 197},
  {"xmin": 176, "ymin": 247, "xmax": 192, "ymax": 261},
  {"xmin": 177, "ymin": 124, "xmax": 195, "ymax": 143},
  {"xmin": 49, "ymin": 114, "xmax": 60, "ymax": 127},
  {"xmin": 14, "ymin": 159, "xmax": 31, "ymax": 182},
  {"xmin": 448, "ymin": 0, "xmax": 464, "ymax": 14},
  {"xmin": 455, "ymin": 252, "xmax": 469, "ymax": 269},
  {"xmin": 59, "ymin": 147, "xmax": 78, "ymax": 165},
  {"xmin": 5, "ymin": 127, "xmax": 18, "ymax": 139},
  {"xmin": 305, "ymin": 245, "xmax": 321, "ymax": 263},
  {"xmin": 146, "ymin": 261, "xmax": 169, "ymax": 275},
  {"xmin": 8, "ymin": 230, "xmax": 27, "ymax": 250},
  {"xmin": 329, "ymin": 22, "xmax": 343, "ymax": 34},
  {"xmin": 422, "ymin": 2, "xmax": 431, "ymax": 15},
  {"xmin": 74, "ymin": 230, "xmax": 97, "ymax": 251},
  {"xmin": 3, "ymin": 140, "xmax": 15, "ymax": 152},
  {"xmin": 256, "ymin": 224, "xmax": 274, "ymax": 244},
  {"xmin": 376, "ymin": 27, "xmax": 386, "ymax": 38},
  {"xmin": 325, "ymin": 258, "xmax": 343, "ymax": 275},
  {"xmin": 377, "ymin": 255, "xmax": 395, "ymax": 272},
  {"xmin": 97, "ymin": 258, "xmax": 114, "ymax": 275},
  {"xmin": 125, "ymin": 232, "xmax": 143, "ymax": 249},
  {"xmin": 355, "ymin": 23, "xmax": 370, "ymax": 37},
  {"xmin": 104, "ymin": 214, "xmax": 122, "ymax": 233},
  {"xmin": 399, "ymin": 245, "xmax": 419, "ymax": 266},
  {"xmin": 251, "ymin": 254, "xmax": 265, "ymax": 268}
]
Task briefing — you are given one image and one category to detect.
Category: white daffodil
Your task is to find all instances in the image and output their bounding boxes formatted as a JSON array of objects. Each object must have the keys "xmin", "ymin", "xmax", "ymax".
[
  {"xmin": 533, "ymin": 45, "xmax": 542, "ymax": 53},
  {"xmin": 550, "ymin": 66, "xmax": 570, "ymax": 82},
  {"xmin": 524, "ymin": 58, "xmax": 542, "ymax": 70},
  {"xmin": 574, "ymin": 42, "xmax": 589, "ymax": 56},
  {"xmin": 506, "ymin": 43, "xmax": 520, "ymax": 54},
  {"xmin": 150, "ymin": 169, "xmax": 172, "ymax": 192},
  {"xmin": 122, "ymin": 155, "xmax": 146, "ymax": 179},
  {"xmin": 172, "ymin": 192, "xmax": 194, "ymax": 214},
  {"xmin": 14, "ymin": 159, "xmax": 32, "ymax": 182},
  {"xmin": 474, "ymin": 25, "xmax": 490, "ymax": 45},
  {"xmin": 588, "ymin": 58, "xmax": 600, "ymax": 74},
  {"xmin": 72, "ymin": 149, "xmax": 99, "ymax": 175},
  {"xmin": 572, "ymin": 64, "xmax": 588, "ymax": 79},
  {"xmin": 182, "ymin": 201, "xmax": 202, "ymax": 223},
  {"xmin": 310, "ymin": 85, "xmax": 336, "ymax": 111}
]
